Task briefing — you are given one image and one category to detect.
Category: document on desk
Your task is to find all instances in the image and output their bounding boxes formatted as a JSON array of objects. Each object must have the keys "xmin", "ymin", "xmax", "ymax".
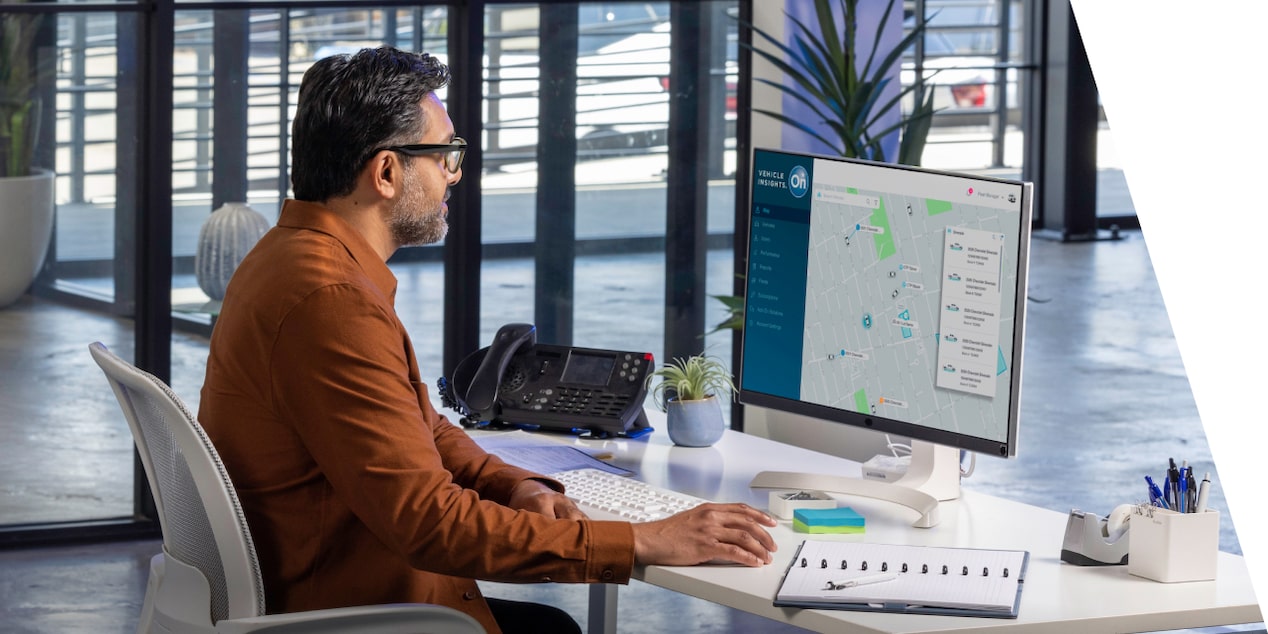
[
  {"xmin": 475, "ymin": 432, "xmax": 633, "ymax": 476},
  {"xmin": 775, "ymin": 540, "xmax": 1029, "ymax": 618}
]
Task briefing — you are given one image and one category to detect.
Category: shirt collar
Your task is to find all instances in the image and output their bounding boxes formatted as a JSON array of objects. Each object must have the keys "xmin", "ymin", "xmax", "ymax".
[{"xmin": 276, "ymin": 199, "xmax": 399, "ymax": 303}]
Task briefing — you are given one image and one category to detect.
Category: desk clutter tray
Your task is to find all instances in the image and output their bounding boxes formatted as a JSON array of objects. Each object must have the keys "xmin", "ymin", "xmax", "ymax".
[{"xmin": 775, "ymin": 540, "xmax": 1029, "ymax": 618}]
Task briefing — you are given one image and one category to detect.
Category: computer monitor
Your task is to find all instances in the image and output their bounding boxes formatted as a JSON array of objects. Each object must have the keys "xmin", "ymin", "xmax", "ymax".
[{"xmin": 739, "ymin": 148, "xmax": 1032, "ymax": 527}]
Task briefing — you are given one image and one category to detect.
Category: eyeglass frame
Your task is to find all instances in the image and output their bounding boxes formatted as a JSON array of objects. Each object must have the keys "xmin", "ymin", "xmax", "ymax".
[{"xmin": 375, "ymin": 137, "xmax": 467, "ymax": 173}]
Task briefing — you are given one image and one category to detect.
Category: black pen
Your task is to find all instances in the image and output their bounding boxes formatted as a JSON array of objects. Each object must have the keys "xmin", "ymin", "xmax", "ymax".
[{"xmin": 1168, "ymin": 458, "xmax": 1180, "ymax": 510}]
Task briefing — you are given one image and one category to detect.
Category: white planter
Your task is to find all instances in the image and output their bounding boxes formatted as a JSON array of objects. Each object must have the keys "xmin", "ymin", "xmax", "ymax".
[{"xmin": 0, "ymin": 169, "xmax": 55, "ymax": 308}]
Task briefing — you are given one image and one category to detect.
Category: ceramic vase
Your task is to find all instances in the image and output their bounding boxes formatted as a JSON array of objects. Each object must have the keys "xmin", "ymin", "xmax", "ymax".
[
  {"xmin": 0, "ymin": 169, "xmax": 55, "ymax": 308},
  {"xmin": 195, "ymin": 202, "xmax": 270, "ymax": 301},
  {"xmin": 666, "ymin": 395, "xmax": 725, "ymax": 447}
]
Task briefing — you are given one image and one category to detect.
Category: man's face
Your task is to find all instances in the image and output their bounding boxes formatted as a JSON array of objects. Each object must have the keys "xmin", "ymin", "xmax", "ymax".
[{"xmin": 388, "ymin": 93, "xmax": 462, "ymax": 247}]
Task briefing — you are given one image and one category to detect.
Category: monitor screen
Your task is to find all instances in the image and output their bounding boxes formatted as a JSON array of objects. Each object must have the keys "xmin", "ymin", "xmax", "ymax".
[{"xmin": 739, "ymin": 148, "xmax": 1032, "ymax": 458}]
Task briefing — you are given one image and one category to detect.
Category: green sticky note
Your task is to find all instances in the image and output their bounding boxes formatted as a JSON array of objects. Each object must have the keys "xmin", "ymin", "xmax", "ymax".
[{"xmin": 792, "ymin": 518, "xmax": 866, "ymax": 534}]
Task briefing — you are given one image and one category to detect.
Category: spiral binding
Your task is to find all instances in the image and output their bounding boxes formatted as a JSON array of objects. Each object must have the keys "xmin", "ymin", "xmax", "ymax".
[{"xmin": 800, "ymin": 556, "xmax": 1010, "ymax": 578}]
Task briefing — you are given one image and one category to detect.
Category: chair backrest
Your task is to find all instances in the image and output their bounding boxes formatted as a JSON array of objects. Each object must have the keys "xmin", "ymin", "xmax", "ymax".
[{"xmin": 89, "ymin": 342, "xmax": 265, "ymax": 623}]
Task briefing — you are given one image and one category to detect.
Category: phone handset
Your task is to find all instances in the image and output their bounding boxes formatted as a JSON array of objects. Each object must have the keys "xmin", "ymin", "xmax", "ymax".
[{"xmin": 463, "ymin": 322, "xmax": 536, "ymax": 418}]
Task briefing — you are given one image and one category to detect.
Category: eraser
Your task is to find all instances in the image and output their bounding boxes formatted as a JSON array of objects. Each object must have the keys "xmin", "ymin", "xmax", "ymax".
[
  {"xmin": 769, "ymin": 489, "xmax": 835, "ymax": 519},
  {"xmin": 793, "ymin": 507, "xmax": 866, "ymax": 534}
]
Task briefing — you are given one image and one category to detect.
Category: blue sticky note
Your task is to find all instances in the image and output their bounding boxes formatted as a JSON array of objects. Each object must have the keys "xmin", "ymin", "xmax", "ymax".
[{"xmin": 794, "ymin": 507, "xmax": 865, "ymax": 527}]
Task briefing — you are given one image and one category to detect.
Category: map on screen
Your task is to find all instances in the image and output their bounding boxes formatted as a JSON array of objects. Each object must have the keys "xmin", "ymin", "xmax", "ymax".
[{"xmin": 742, "ymin": 150, "xmax": 1028, "ymax": 448}]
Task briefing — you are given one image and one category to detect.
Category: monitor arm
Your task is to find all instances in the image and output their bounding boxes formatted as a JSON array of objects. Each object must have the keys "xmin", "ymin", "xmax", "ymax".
[{"xmin": 749, "ymin": 440, "xmax": 960, "ymax": 528}]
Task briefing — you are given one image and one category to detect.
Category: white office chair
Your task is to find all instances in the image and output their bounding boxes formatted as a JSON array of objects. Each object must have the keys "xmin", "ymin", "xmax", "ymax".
[{"xmin": 88, "ymin": 342, "xmax": 485, "ymax": 634}]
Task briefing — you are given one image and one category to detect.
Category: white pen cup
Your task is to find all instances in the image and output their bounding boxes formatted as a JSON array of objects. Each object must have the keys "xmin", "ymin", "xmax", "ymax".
[{"xmin": 1127, "ymin": 507, "xmax": 1219, "ymax": 583}]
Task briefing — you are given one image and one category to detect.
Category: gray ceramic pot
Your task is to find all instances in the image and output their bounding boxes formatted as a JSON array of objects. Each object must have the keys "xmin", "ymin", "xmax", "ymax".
[{"xmin": 666, "ymin": 395, "xmax": 725, "ymax": 447}]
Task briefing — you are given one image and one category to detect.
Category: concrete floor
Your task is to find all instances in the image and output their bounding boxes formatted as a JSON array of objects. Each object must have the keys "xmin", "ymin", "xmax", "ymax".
[{"xmin": 0, "ymin": 231, "xmax": 1263, "ymax": 632}]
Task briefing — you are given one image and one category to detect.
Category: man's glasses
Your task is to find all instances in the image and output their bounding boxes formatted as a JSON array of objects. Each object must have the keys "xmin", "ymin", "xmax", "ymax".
[{"xmin": 377, "ymin": 137, "xmax": 467, "ymax": 173}]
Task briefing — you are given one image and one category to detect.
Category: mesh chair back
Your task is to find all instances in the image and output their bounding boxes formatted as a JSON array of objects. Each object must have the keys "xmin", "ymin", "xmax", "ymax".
[{"xmin": 89, "ymin": 342, "xmax": 265, "ymax": 623}]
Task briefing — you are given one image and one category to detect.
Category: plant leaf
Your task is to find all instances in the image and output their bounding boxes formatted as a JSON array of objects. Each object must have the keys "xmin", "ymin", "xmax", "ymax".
[
  {"xmin": 744, "ymin": 43, "xmax": 838, "ymax": 116},
  {"xmin": 753, "ymin": 107, "xmax": 846, "ymax": 156},
  {"xmin": 898, "ymin": 88, "xmax": 938, "ymax": 166},
  {"xmin": 812, "ymin": 0, "xmax": 845, "ymax": 81},
  {"xmin": 785, "ymin": 10, "xmax": 848, "ymax": 108},
  {"xmin": 710, "ymin": 294, "xmax": 745, "ymax": 310}
]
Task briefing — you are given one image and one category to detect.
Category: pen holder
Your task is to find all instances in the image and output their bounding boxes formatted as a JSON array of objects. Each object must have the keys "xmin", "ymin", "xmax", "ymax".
[{"xmin": 1127, "ymin": 508, "xmax": 1219, "ymax": 583}]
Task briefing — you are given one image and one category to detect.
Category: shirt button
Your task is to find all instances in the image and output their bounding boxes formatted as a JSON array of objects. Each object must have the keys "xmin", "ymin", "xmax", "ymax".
[
  {"xmin": 462, "ymin": 591, "xmax": 477, "ymax": 601},
  {"xmin": 600, "ymin": 569, "xmax": 615, "ymax": 581}
]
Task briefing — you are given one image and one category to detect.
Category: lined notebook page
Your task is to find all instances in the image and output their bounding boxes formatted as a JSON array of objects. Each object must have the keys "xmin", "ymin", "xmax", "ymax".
[{"xmin": 777, "ymin": 541, "xmax": 1026, "ymax": 612}]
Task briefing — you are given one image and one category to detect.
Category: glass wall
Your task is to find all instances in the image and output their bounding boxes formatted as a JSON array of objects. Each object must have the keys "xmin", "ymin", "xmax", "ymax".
[
  {"xmin": 0, "ymin": 0, "xmax": 1043, "ymax": 541},
  {"xmin": 1095, "ymin": 117, "xmax": 1137, "ymax": 220},
  {"xmin": 1, "ymin": 7, "xmax": 141, "ymax": 529},
  {"xmin": 0, "ymin": 0, "xmax": 743, "ymax": 538},
  {"xmin": 164, "ymin": 6, "xmax": 452, "ymax": 401},
  {"xmin": 909, "ymin": 0, "xmax": 1028, "ymax": 173},
  {"xmin": 475, "ymin": 3, "xmax": 739, "ymax": 372}
]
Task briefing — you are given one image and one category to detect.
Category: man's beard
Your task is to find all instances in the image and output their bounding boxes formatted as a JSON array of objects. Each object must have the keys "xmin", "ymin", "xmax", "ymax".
[{"xmin": 389, "ymin": 165, "xmax": 448, "ymax": 247}]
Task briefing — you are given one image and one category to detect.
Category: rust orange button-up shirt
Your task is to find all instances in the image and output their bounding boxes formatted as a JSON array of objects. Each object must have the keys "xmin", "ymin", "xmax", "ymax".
[{"xmin": 199, "ymin": 200, "xmax": 635, "ymax": 633}]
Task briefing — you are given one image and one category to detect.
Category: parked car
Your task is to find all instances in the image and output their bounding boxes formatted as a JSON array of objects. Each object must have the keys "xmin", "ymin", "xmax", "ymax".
[
  {"xmin": 901, "ymin": 0, "xmax": 1020, "ymax": 118},
  {"xmin": 485, "ymin": 20, "xmax": 737, "ymax": 170},
  {"xmin": 314, "ymin": 13, "xmax": 735, "ymax": 172}
]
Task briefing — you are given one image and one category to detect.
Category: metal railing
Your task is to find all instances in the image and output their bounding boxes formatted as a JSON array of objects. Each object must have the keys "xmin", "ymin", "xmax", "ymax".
[{"xmin": 49, "ymin": 3, "xmax": 1028, "ymax": 206}]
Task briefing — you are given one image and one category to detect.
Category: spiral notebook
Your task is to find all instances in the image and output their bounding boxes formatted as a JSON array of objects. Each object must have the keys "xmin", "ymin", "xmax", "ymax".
[{"xmin": 775, "ymin": 540, "xmax": 1029, "ymax": 618}]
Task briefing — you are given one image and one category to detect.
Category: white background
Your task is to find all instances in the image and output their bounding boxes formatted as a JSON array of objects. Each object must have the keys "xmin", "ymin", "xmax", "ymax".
[{"xmin": 1071, "ymin": 0, "xmax": 1268, "ymax": 605}]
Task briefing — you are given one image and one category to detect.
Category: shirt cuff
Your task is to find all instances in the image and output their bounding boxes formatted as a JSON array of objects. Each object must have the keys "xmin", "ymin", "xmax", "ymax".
[{"xmin": 584, "ymin": 520, "xmax": 637, "ymax": 584}]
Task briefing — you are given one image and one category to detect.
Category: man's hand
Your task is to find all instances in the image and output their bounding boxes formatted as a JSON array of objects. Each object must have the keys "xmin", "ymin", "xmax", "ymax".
[
  {"xmin": 508, "ymin": 479, "xmax": 586, "ymax": 520},
  {"xmin": 631, "ymin": 503, "xmax": 777, "ymax": 567}
]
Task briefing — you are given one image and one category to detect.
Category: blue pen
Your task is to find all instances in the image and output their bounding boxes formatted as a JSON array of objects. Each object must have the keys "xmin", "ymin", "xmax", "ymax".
[
  {"xmin": 1145, "ymin": 475, "xmax": 1167, "ymax": 509},
  {"xmin": 1181, "ymin": 469, "xmax": 1191, "ymax": 512},
  {"xmin": 1178, "ymin": 467, "xmax": 1189, "ymax": 513}
]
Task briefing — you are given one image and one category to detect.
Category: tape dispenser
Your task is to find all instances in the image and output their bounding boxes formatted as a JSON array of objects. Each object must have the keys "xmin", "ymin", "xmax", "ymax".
[{"xmin": 1060, "ymin": 504, "xmax": 1132, "ymax": 566}]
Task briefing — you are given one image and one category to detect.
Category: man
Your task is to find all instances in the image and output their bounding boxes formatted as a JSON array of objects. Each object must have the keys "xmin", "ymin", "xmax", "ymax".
[{"xmin": 199, "ymin": 46, "xmax": 776, "ymax": 634}]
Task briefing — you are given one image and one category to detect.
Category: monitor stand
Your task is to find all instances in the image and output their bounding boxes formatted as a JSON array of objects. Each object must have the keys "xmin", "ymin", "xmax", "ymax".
[{"xmin": 749, "ymin": 440, "xmax": 960, "ymax": 528}]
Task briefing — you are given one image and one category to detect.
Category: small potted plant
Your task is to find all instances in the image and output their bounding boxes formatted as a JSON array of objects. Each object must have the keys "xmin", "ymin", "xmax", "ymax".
[{"xmin": 646, "ymin": 354, "xmax": 736, "ymax": 447}]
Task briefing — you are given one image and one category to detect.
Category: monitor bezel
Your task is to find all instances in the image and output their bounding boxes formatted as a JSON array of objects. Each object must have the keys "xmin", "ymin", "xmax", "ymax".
[{"xmin": 737, "ymin": 147, "xmax": 1033, "ymax": 459}]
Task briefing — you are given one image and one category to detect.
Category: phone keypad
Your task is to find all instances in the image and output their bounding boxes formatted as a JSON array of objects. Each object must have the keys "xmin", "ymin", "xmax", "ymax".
[{"xmin": 518, "ymin": 353, "xmax": 649, "ymax": 418}]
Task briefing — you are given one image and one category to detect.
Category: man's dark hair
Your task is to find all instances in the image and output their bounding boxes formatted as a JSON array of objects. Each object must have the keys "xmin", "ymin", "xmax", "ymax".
[{"xmin": 291, "ymin": 46, "xmax": 451, "ymax": 202}]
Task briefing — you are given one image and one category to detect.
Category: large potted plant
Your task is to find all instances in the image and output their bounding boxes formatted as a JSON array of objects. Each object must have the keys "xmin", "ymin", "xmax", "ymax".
[
  {"xmin": 715, "ymin": 0, "xmax": 938, "ymax": 332},
  {"xmin": 646, "ymin": 354, "xmax": 737, "ymax": 447},
  {"xmin": 1, "ymin": 4, "xmax": 56, "ymax": 308},
  {"xmin": 743, "ymin": 0, "xmax": 937, "ymax": 163}
]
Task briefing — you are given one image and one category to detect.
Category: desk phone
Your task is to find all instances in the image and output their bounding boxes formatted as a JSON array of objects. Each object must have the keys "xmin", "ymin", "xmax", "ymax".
[{"xmin": 440, "ymin": 323, "xmax": 654, "ymax": 437}]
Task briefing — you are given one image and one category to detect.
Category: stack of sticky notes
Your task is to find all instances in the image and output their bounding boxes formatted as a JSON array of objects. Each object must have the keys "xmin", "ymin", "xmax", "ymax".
[{"xmin": 793, "ymin": 507, "xmax": 866, "ymax": 534}]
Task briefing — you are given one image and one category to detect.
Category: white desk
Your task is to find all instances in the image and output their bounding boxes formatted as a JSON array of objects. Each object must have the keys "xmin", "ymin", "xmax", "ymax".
[{"xmin": 518, "ymin": 427, "xmax": 1262, "ymax": 634}]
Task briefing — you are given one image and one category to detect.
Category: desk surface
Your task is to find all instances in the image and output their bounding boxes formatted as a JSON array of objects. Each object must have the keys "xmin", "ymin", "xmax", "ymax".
[{"xmin": 511, "ymin": 426, "xmax": 1262, "ymax": 634}]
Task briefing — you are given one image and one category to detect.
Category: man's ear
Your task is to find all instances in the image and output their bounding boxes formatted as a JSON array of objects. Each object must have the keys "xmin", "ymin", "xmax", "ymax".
[{"xmin": 364, "ymin": 150, "xmax": 402, "ymax": 200}]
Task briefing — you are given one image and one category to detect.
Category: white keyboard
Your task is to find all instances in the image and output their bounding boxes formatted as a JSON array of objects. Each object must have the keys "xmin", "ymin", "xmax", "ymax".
[{"xmin": 549, "ymin": 468, "xmax": 709, "ymax": 522}]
